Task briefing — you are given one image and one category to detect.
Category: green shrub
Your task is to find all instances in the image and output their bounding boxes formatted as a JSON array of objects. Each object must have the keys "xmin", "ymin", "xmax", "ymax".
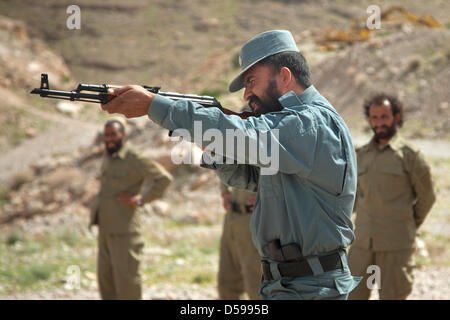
[
  {"xmin": 30, "ymin": 265, "xmax": 55, "ymax": 281},
  {"xmin": 3, "ymin": 264, "xmax": 57, "ymax": 288},
  {"xmin": 192, "ymin": 273, "xmax": 213, "ymax": 284},
  {"xmin": 6, "ymin": 233, "xmax": 21, "ymax": 246}
]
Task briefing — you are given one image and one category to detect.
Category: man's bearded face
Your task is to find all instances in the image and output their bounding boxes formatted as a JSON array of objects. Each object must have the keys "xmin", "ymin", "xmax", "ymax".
[
  {"xmin": 103, "ymin": 123, "xmax": 125, "ymax": 155},
  {"xmin": 367, "ymin": 102, "xmax": 398, "ymax": 142},
  {"xmin": 248, "ymin": 78, "xmax": 283, "ymax": 116},
  {"xmin": 372, "ymin": 121, "xmax": 397, "ymax": 141},
  {"xmin": 105, "ymin": 138, "xmax": 123, "ymax": 155},
  {"xmin": 243, "ymin": 64, "xmax": 284, "ymax": 117}
]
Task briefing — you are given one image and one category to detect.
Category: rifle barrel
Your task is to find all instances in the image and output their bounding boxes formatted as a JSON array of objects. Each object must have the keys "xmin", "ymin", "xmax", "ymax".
[{"xmin": 30, "ymin": 74, "xmax": 254, "ymax": 120}]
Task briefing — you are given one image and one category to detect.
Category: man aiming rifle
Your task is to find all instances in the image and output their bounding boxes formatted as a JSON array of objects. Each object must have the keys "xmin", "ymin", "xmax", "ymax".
[{"xmin": 41, "ymin": 30, "xmax": 362, "ymax": 300}]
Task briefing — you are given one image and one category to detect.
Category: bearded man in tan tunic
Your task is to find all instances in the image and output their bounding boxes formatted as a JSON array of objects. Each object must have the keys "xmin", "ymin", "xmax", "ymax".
[{"xmin": 349, "ymin": 94, "xmax": 436, "ymax": 300}]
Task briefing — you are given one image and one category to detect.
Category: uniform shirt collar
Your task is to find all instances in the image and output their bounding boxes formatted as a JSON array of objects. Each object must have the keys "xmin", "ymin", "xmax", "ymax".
[
  {"xmin": 387, "ymin": 133, "xmax": 404, "ymax": 151},
  {"xmin": 367, "ymin": 133, "xmax": 403, "ymax": 152},
  {"xmin": 278, "ymin": 85, "xmax": 319, "ymax": 108}
]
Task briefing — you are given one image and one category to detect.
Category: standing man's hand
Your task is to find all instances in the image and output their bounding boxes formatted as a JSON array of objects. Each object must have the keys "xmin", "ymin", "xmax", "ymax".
[
  {"xmin": 118, "ymin": 193, "xmax": 143, "ymax": 208},
  {"xmin": 221, "ymin": 191, "xmax": 232, "ymax": 210},
  {"xmin": 101, "ymin": 85, "xmax": 155, "ymax": 118},
  {"xmin": 245, "ymin": 194, "xmax": 257, "ymax": 212}
]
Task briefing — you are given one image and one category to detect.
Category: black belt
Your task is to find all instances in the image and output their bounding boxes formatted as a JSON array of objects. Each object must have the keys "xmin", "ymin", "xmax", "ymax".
[
  {"xmin": 261, "ymin": 250, "xmax": 344, "ymax": 281},
  {"xmin": 230, "ymin": 201, "xmax": 252, "ymax": 214}
]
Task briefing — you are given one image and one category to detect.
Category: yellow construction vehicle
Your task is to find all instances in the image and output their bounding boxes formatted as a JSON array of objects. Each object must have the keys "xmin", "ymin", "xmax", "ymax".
[{"xmin": 317, "ymin": 6, "xmax": 443, "ymax": 51}]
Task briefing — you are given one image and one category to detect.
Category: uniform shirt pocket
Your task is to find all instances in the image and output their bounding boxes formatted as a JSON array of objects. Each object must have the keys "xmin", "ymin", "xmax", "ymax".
[
  {"xmin": 357, "ymin": 166, "xmax": 368, "ymax": 176},
  {"xmin": 107, "ymin": 169, "xmax": 132, "ymax": 193},
  {"xmin": 376, "ymin": 162, "xmax": 408, "ymax": 201}
]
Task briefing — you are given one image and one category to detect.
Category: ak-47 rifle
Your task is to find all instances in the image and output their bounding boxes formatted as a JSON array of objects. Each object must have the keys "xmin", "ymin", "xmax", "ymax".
[{"xmin": 30, "ymin": 73, "xmax": 254, "ymax": 122}]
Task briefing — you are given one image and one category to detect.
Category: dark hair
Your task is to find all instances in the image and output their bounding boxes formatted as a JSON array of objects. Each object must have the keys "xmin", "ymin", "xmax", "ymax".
[
  {"xmin": 104, "ymin": 120, "xmax": 125, "ymax": 133},
  {"xmin": 258, "ymin": 51, "xmax": 311, "ymax": 89},
  {"xmin": 363, "ymin": 93, "xmax": 404, "ymax": 127}
]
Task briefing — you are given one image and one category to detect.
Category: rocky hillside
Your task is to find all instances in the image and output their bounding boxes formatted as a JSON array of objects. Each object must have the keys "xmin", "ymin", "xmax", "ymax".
[
  {"xmin": 0, "ymin": 15, "xmax": 74, "ymax": 151},
  {"xmin": 313, "ymin": 28, "xmax": 450, "ymax": 138},
  {"xmin": 0, "ymin": 1, "xmax": 448, "ymax": 138},
  {"xmin": 0, "ymin": 116, "xmax": 213, "ymax": 226}
]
